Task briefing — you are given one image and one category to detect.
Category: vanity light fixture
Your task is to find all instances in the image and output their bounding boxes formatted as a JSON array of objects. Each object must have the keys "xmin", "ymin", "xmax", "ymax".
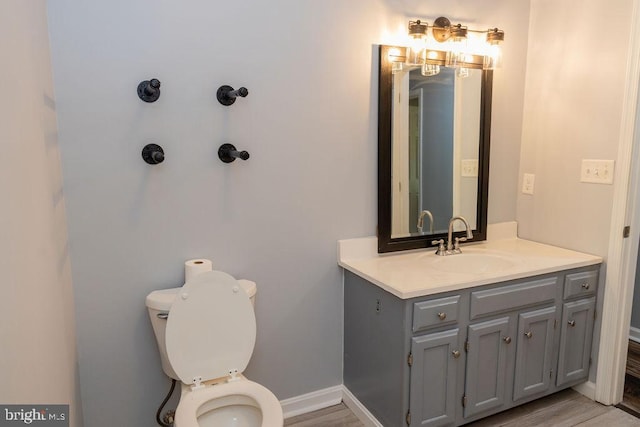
[
  {"xmin": 400, "ymin": 17, "xmax": 505, "ymax": 72},
  {"xmin": 445, "ymin": 24, "xmax": 468, "ymax": 68},
  {"xmin": 406, "ymin": 20, "xmax": 428, "ymax": 65},
  {"xmin": 484, "ymin": 28, "xmax": 505, "ymax": 70}
]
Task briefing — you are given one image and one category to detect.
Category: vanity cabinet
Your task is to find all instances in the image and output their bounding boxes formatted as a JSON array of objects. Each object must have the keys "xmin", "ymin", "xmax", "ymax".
[
  {"xmin": 463, "ymin": 315, "xmax": 513, "ymax": 417},
  {"xmin": 343, "ymin": 264, "xmax": 600, "ymax": 427},
  {"xmin": 513, "ymin": 306, "xmax": 556, "ymax": 401},
  {"xmin": 463, "ymin": 276, "xmax": 558, "ymax": 417},
  {"xmin": 557, "ymin": 269, "xmax": 598, "ymax": 387},
  {"xmin": 409, "ymin": 328, "xmax": 461, "ymax": 426}
]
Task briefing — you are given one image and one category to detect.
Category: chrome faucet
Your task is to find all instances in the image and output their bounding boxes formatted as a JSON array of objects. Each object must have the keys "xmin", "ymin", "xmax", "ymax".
[
  {"xmin": 417, "ymin": 210, "xmax": 434, "ymax": 234},
  {"xmin": 432, "ymin": 216, "xmax": 473, "ymax": 256},
  {"xmin": 447, "ymin": 216, "xmax": 473, "ymax": 253}
]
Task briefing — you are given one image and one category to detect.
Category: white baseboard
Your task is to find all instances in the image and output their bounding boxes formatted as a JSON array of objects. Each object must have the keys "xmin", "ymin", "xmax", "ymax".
[
  {"xmin": 573, "ymin": 381, "xmax": 596, "ymax": 400},
  {"xmin": 629, "ymin": 326, "xmax": 640, "ymax": 343},
  {"xmin": 341, "ymin": 386, "xmax": 383, "ymax": 427},
  {"xmin": 279, "ymin": 385, "xmax": 382, "ymax": 425},
  {"xmin": 280, "ymin": 385, "xmax": 343, "ymax": 419}
]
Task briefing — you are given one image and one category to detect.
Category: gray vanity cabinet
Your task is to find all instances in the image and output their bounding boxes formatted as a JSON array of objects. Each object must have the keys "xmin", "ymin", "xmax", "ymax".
[
  {"xmin": 343, "ymin": 264, "xmax": 600, "ymax": 427},
  {"xmin": 513, "ymin": 306, "xmax": 557, "ymax": 400},
  {"xmin": 409, "ymin": 328, "xmax": 461, "ymax": 427},
  {"xmin": 557, "ymin": 298, "xmax": 595, "ymax": 386},
  {"xmin": 557, "ymin": 269, "xmax": 598, "ymax": 387},
  {"xmin": 463, "ymin": 316, "xmax": 513, "ymax": 418}
]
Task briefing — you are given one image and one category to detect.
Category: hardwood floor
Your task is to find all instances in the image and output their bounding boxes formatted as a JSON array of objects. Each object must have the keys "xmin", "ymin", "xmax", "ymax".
[
  {"xmin": 626, "ymin": 340, "xmax": 640, "ymax": 378},
  {"xmin": 284, "ymin": 403, "xmax": 363, "ymax": 427},
  {"xmin": 622, "ymin": 340, "xmax": 640, "ymax": 415},
  {"xmin": 469, "ymin": 389, "xmax": 639, "ymax": 426},
  {"xmin": 285, "ymin": 389, "xmax": 640, "ymax": 426}
]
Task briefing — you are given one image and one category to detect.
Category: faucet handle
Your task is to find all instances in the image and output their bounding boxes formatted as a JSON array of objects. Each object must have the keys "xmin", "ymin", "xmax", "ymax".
[
  {"xmin": 453, "ymin": 237, "xmax": 467, "ymax": 253},
  {"xmin": 431, "ymin": 239, "xmax": 446, "ymax": 256}
]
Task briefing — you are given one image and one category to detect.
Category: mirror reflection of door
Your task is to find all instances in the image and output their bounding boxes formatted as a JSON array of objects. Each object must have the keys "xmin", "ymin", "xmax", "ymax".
[
  {"xmin": 414, "ymin": 67, "xmax": 454, "ymax": 233},
  {"xmin": 391, "ymin": 70, "xmax": 410, "ymax": 236},
  {"xmin": 408, "ymin": 90, "xmax": 422, "ymax": 234}
]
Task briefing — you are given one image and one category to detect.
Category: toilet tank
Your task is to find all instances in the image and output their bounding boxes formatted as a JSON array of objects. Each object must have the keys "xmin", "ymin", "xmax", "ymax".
[{"xmin": 145, "ymin": 279, "xmax": 257, "ymax": 380}]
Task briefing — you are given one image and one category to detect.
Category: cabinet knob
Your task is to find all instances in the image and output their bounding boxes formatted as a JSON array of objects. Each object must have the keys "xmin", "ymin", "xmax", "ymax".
[
  {"xmin": 437, "ymin": 312, "xmax": 447, "ymax": 320},
  {"xmin": 503, "ymin": 336, "xmax": 512, "ymax": 344},
  {"xmin": 581, "ymin": 283, "xmax": 590, "ymax": 290},
  {"xmin": 568, "ymin": 320, "xmax": 576, "ymax": 327},
  {"xmin": 524, "ymin": 331, "xmax": 533, "ymax": 339},
  {"xmin": 452, "ymin": 350, "xmax": 461, "ymax": 359}
]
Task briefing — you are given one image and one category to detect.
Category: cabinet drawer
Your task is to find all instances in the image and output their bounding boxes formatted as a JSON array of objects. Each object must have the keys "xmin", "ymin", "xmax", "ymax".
[
  {"xmin": 470, "ymin": 277, "xmax": 557, "ymax": 320},
  {"xmin": 413, "ymin": 296, "xmax": 460, "ymax": 333},
  {"xmin": 563, "ymin": 269, "xmax": 598, "ymax": 300}
]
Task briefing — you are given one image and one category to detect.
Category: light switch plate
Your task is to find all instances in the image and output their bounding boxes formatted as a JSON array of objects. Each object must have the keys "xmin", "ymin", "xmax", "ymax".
[
  {"xmin": 580, "ymin": 159, "xmax": 615, "ymax": 184},
  {"xmin": 461, "ymin": 159, "xmax": 478, "ymax": 177},
  {"xmin": 522, "ymin": 173, "xmax": 535, "ymax": 195}
]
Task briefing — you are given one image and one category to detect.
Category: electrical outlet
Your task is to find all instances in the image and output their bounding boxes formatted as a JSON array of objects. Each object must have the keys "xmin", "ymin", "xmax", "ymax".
[
  {"xmin": 461, "ymin": 159, "xmax": 478, "ymax": 177},
  {"xmin": 580, "ymin": 159, "xmax": 614, "ymax": 184},
  {"xmin": 522, "ymin": 173, "xmax": 535, "ymax": 195}
]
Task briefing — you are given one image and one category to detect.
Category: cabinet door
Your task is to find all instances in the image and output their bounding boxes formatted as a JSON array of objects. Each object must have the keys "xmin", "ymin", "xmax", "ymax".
[
  {"xmin": 513, "ymin": 306, "xmax": 556, "ymax": 401},
  {"xmin": 464, "ymin": 317, "xmax": 513, "ymax": 418},
  {"xmin": 557, "ymin": 298, "xmax": 596, "ymax": 387},
  {"xmin": 410, "ymin": 329, "xmax": 461, "ymax": 427}
]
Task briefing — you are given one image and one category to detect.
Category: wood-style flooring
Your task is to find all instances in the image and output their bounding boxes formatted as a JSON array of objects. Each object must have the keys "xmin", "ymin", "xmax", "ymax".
[
  {"xmin": 621, "ymin": 339, "xmax": 640, "ymax": 416},
  {"xmin": 284, "ymin": 403, "xmax": 363, "ymax": 427},
  {"xmin": 285, "ymin": 389, "xmax": 640, "ymax": 427}
]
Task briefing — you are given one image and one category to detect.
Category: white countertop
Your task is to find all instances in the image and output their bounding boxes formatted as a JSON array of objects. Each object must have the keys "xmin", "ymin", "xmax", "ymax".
[{"xmin": 338, "ymin": 225, "xmax": 602, "ymax": 299}]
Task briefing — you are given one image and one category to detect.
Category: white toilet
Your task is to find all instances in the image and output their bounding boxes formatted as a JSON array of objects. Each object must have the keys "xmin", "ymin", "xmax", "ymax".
[{"xmin": 146, "ymin": 270, "xmax": 283, "ymax": 427}]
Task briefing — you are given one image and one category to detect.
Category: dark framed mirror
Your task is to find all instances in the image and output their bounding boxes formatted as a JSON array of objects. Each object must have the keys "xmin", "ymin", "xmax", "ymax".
[{"xmin": 377, "ymin": 45, "xmax": 492, "ymax": 253}]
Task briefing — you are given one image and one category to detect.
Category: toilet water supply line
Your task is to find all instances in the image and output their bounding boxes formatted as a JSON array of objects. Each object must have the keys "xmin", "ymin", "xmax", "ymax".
[{"xmin": 156, "ymin": 379, "xmax": 177, "ymax": 427}]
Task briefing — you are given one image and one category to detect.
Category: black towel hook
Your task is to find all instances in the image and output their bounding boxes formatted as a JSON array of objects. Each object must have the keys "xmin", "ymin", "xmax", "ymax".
[
  {"xmin": 138, "ymin": 78, "xmax": 161, "ymax": 103},
  {"xmin": 218, "ymin": 143, "xmax": 249, "ymax": 163},
  {"xmin": 217, "ymin": 85, "xmax": 249, "ymax": 106},
  {"xmin": 142, "ymin": 144, "xmax": 165, "ymax": 164}
]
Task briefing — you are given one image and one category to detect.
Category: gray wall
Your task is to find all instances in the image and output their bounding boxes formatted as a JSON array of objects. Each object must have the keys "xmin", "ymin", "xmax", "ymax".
[
  {"xmin": 517, "ymin": 0, "xmax": 636, "ymax": 383},
  {"xmin": 46, "ymin": 0, "xmax": 530, "ymax": 425},
  {"xmin": 0, "ymin": 1, "xmax": 81, "ymax": 425},
  {"xmin": 516, "ymin": 0, "xmax": 634, "ymax": 257}
]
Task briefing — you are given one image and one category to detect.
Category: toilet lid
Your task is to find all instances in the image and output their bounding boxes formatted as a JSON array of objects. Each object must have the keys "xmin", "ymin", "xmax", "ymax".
[{"xmin": 165, "ymin": 270, "xmax": 256, "ymax": 385}]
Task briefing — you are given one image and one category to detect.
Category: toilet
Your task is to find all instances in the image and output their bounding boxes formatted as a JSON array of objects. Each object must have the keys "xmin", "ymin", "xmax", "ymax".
[{"xmin": 146, "ymin": 270, "xmax": 283, "ymax": 427}]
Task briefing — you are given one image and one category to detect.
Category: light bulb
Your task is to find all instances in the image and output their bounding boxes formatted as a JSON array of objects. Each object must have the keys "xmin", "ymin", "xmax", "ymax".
[
  {"xmin": 483, "ymin": 42, "xmax": 502, "ymax": 70},
  {"xmin": 445, "ymin": 26, "xmax": 468, "ymax": 68},
  {"xmin": 406, "ymin": 37, "xmax": 426, "ymax": 65},
  {"xmin": 483, "ymin": 29, "xmax": 504, "ymax": 70}
]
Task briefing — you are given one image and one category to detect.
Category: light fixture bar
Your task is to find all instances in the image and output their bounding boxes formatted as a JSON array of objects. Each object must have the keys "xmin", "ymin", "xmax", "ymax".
[{"xmin": 402, "ymin": 16, "xmax": 505, "ymax": 71}]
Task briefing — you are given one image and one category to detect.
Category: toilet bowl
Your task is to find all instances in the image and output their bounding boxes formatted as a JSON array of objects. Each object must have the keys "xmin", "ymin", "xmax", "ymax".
[
  {"xmin": 174, "ymin": 377, "xmax": 282, "ymax": 427},
  {"xmin": 146, "ymin": 270, "xmax": 283, "ymax": 427}
]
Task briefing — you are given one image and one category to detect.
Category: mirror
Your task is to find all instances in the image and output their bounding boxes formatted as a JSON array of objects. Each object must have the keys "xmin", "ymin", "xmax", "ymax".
[{"xmin": 377, "ymin": 45, "xmax": 492, "ymax": 253}]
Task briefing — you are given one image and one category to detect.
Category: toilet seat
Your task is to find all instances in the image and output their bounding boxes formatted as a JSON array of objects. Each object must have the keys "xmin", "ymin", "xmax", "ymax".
[
  {"xmin": 165, "ymin": 270, "xmax": 256, "ymax": 387},
  {"xmin": 173, "ymin": 378, "xmax": 283, "ymax": 427}
]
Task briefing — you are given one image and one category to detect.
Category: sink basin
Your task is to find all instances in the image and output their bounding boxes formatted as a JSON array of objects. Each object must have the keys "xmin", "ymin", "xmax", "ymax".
[{"xmin": 430, "ymin": 252, "xmax": 516, "ymax": 274}]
